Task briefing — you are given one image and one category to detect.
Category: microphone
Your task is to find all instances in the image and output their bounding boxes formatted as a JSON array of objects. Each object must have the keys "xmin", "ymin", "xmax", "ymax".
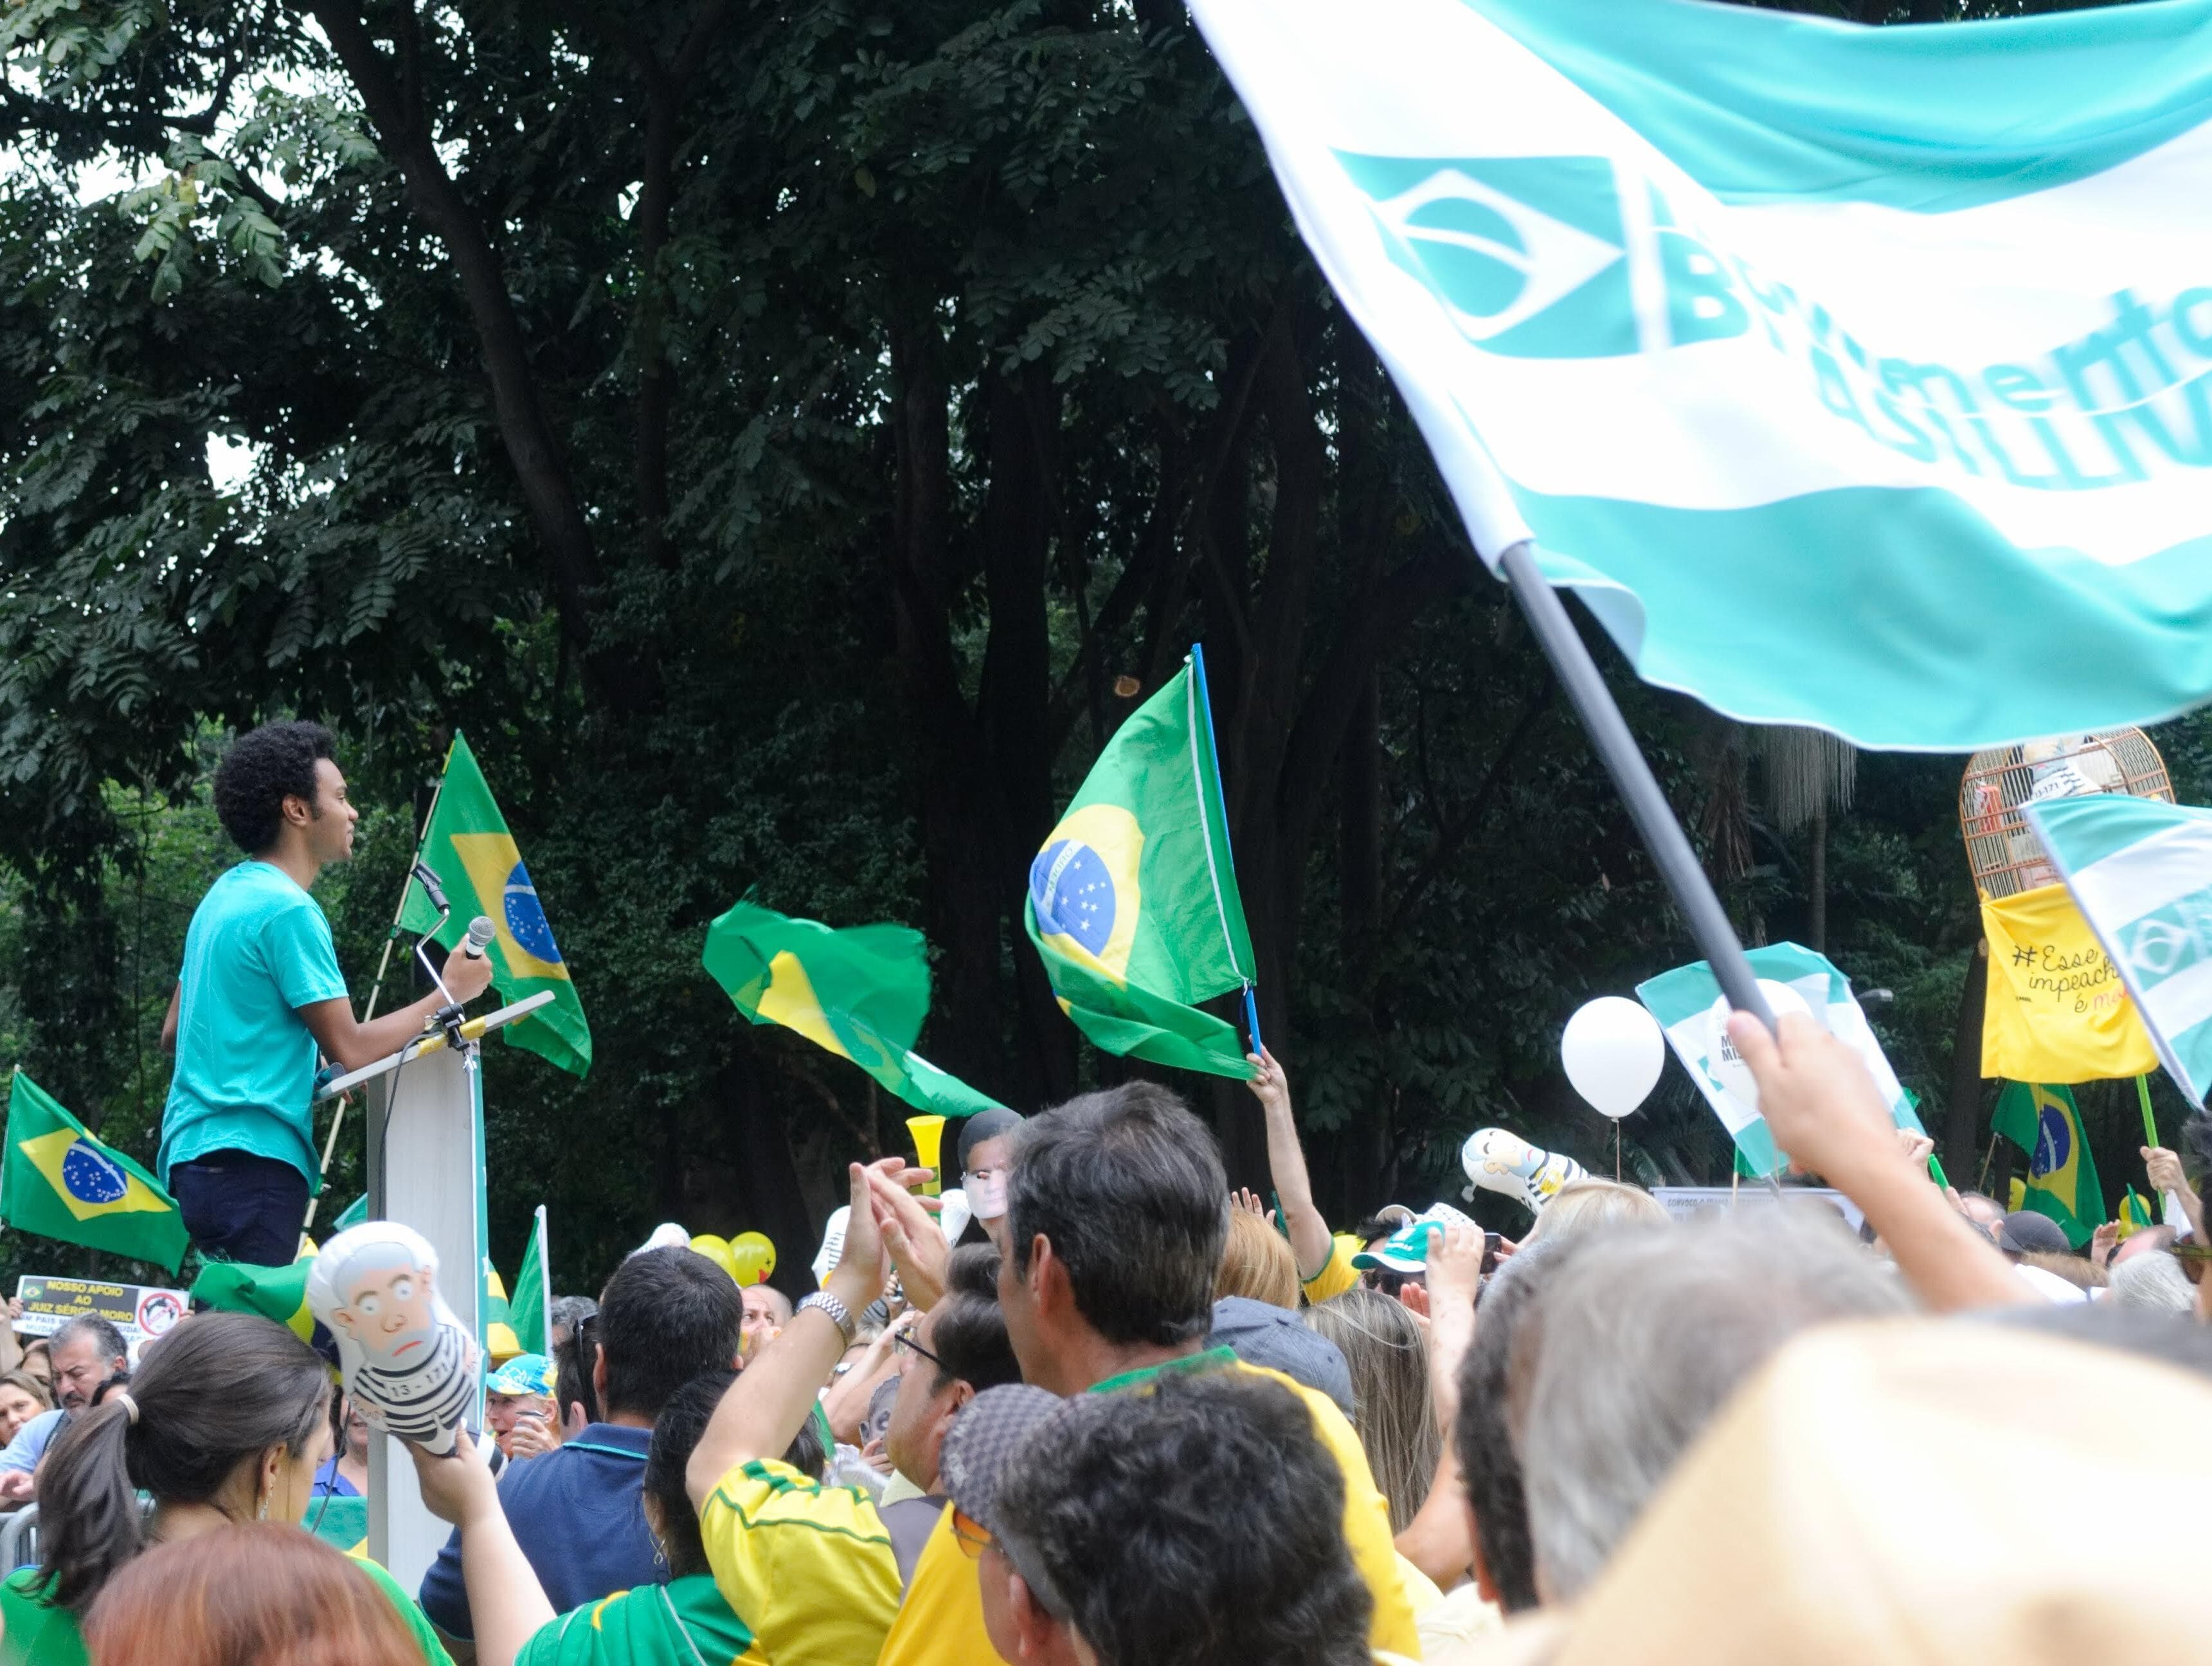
[{"xmin": 462, "ymin": 916, "xmax": 496, "ymax": 959}]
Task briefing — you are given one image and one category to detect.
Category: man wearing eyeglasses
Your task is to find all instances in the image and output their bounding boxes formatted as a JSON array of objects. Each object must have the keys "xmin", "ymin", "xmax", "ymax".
[{"xmin": 685, "ymin": 1159, "xmax": 1021, "ymax": 1664}]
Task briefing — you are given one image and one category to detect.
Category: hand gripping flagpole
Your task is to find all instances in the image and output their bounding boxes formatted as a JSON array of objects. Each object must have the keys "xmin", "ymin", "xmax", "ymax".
[
  {"xmin": 1496, "ymin": 542, "xmax": 1783, "ymax": 1194},
  {"xmin": 1189, "ymin": 644, "xmax": 1264, "ymax": 1055}
]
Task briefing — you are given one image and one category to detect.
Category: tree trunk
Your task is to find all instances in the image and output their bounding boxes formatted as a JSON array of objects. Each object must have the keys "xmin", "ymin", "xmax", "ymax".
[
  {"xmin": 1808, "ymin": 804, "xmax": 1828, "ymax": 952},
  {"xmin": 1943, "ymin": 938, "xmax": 1989, "ymax": 1184}
]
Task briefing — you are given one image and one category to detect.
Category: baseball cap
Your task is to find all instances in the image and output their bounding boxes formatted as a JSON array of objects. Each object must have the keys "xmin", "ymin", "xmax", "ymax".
[
  {"xmin": 937, "ymin": 1383, "xmax": 1068, "ymax": 1537},
  {"xmin": 1353, "ymin": 1201, "xmax": 1482, "ymax": 1273},
  {"xmin": 1997, "ymin": 1210, "xmax": 2072, "ymax": 1257},
  {"xmin": 485, "ymin": 1353, "xmax": 555, "ymax": 1398},
  {"xmin": 1207, "ymin": 1297, "xmax": 1354, "ymax": 1417}
]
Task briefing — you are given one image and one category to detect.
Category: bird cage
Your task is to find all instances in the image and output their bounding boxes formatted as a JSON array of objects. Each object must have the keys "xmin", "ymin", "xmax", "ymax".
[{"xmin": 1958, "ymin": 728, "xmax": 2173, "ymax": 900}]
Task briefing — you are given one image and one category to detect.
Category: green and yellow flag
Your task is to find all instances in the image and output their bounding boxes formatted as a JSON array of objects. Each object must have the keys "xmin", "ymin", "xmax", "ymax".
[
  {"xmin": 1, "ymin": 1072, "xmax": 188, "ymax": 1273},
  {"xmin": 190, "ymin": 1255, "xmax": 314, "ymax": 1340},
  {"xmin": 510, "ymin": 1206, "xmax": 549, "ymax": 1357},
  {"xmin": 400, "ymin": 731, "xmax": 591, "ymax": 1077},
  {"xmin": 1992, "ymin": 1080, "xmax": 2107, "ymax": 1248},
  {"xmin": 1024, "ymin": 652, "xmax": 1257, "ymax": 1079},
  {"xmin": 483, "ymin": 1260, "xmax": 521, "ymax": 1362},
  {"xmin": 703, "ymin": 902, "xmax": 1007, "ymax": 1120}
]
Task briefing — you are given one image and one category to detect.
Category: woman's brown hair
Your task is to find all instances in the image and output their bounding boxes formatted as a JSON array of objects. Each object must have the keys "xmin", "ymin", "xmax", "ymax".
[
  {"xmin": 36, "ymin": 1311, "xmax": 329, "ymax": 1611},
  {"xmin": 84, "ymin": 1522, "xmax": 418, "ymax": 1666},
  {"xmin": 1214, "ymin": 1206, "xmax": 1300, "ymax": 1309}
]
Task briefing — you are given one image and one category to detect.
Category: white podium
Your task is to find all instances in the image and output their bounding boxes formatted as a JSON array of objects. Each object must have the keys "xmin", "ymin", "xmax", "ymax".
[{"xmin": 315, "ymin": 992, "xmax": 550, "ymax": 1591}]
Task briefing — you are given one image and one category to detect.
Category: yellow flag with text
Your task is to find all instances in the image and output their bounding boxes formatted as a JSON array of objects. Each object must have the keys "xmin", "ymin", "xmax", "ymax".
[{"xmin": 1980, "ymin": 882, "xmax": 2154, "ymax": 1084}]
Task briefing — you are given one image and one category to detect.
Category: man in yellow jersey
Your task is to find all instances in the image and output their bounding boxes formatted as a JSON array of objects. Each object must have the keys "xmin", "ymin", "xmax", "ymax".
[
  {"xmin": 939, "ymin": 1369, "xmax": 1399, "ymax": 1666},
  {"xmin": 879, "ymin": 1082, "xmax": 1419, "ymax": 1666},
  {"xmin": 685, "ymin": 1158, "xmax": 1024, "ymax": 1663}
]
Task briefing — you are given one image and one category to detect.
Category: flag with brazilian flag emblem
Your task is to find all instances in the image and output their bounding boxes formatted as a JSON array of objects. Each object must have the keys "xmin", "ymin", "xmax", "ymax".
[
  {"xmin": 703, "ymin": 901, "xmax": 1007, "ymax": 1120},
  {"xmin": 1992, "ymin": 1080, "xmax": 2106, "ymax": 1248},
  {"xmin": 399, "ymin": 731, "xmax": 591, "ymax": 1077},
  {"xmin": 1025, "ymin": 652, "xmax": 1257, "ymax": 1079},
  {"xmin": 1, "ymin": 1072, "xmax": 188, "ymax": 1273},
  {"xmin": 190, "ymin": 1255, "xmax": 314, "ymax": 1341}
]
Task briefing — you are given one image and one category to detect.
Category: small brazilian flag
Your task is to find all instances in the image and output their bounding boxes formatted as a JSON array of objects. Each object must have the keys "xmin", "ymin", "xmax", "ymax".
[
  {"xmin": 511, "ymin": 1205, "xmax": 550, "ymax": 1357},
  {"xmin": 399, "ymin": 731, "xmax": 591, "ymax": 1077},
  {"xmin": 1025, "ymin": 652, "xmax": 1257, "ymax": 1079},
  {"xmin": 1, "ymin": 1072, "xmax": 188, "ymax": 1273},
  {"xmin": 703, "ymin": 902, "xmax": 1007, "ymax": 1119},
  {"xmin": 1993, "ymin": 1080, "xmax": 2107, "ymax": 1248},
  {"xmin": 190, "ymin": 1255, "xmax": 314, "ymax": 1340}
]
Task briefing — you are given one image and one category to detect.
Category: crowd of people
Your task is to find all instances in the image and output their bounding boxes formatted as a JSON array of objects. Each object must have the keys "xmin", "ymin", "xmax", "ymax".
[{"xmin": 0, "ymin": 1005, "xmax": 2204, "ymax": 1663}]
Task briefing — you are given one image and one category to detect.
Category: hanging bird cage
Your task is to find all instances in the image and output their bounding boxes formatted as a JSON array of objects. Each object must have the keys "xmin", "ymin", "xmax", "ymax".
[{"xmin": 1958, "ymin": 728, "xmax": 2173, "ymax": 900}]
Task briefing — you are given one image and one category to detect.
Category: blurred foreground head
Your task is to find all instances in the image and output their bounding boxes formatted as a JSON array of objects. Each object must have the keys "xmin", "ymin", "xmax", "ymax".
[
  {"xmin": 1513, "ymin": 1210, "xmax": 1907, "ymax": 1602},
  {"xmin": 1480, "ymin": 1320, "xmax": 2212, "ymax": 1664}
]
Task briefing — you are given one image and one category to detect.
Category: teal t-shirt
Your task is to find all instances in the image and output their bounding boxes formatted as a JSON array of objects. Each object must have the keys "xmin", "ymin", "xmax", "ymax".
[{"xmin": 160, "ymin": 861, "xmax": 348, "ymax": 1187}]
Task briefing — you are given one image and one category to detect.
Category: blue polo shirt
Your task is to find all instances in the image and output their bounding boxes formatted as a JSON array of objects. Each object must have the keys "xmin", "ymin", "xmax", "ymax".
[{"xmin": 417, "ymin": 1423, "xmax": 658, "ymax": 1642}]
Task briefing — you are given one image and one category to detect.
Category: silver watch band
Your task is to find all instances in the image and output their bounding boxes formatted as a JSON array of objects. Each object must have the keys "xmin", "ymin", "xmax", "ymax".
[{"xmin": 797, "ymin": 1290, "xmax": 856, "ymax": 1347}]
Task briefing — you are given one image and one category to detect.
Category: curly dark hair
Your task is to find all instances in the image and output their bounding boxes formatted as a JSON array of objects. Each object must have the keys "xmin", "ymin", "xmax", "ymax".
[
  {"xmin": 995, "ymin": 1369, "xmax": 1371, "ymax": 1666},
  {"xmin": 211, "ymin": 721, "xmax": 337, "ymax": 854}
]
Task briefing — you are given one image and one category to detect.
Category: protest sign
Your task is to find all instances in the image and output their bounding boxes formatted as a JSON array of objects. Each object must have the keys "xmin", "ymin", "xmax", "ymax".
[{"xmin": 14, "ymin": 1274, "xmax": 188, "ymax": 1345}]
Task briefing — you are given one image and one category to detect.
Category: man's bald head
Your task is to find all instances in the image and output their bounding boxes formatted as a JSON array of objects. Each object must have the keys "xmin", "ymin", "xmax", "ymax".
[{"xmin": 741, "ymin": 1284, "xmax": 793, "ymax": 1359}]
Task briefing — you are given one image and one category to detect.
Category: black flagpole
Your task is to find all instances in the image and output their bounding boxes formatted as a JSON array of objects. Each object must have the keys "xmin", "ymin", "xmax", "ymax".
[{"xmin": 1496, "ymin": 539, "xmax": 1777, "ymax": 1032}]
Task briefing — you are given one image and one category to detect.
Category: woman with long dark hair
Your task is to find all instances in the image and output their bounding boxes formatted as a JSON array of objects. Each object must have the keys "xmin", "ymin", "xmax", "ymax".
[{"xmin": 0, "ymin": 1312, "xmax": 449, "ymax": 1666}]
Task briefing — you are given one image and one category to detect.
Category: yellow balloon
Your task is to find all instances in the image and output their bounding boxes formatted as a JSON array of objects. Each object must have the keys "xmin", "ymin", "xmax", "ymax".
[
  {"xmin": 688, "ymin": 1233, "xmax": 739, "ymax": 1278},
  {"xmin": 730, "ymin": 1231, "xmax": 777, "ymax": 1287}
]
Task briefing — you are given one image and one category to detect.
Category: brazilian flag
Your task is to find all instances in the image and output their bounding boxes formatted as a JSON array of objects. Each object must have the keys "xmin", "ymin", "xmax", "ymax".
[
  {"xmin": 190, "ymin": 1255, "xmax": 314, "ymax": 1340},
  {"xmin": 703, "ymin": 902, "xmax": 1007, "ymax": 1119},
  {"xmin": 1, "ymin": 1072, "xmax": 188, "ymax": 1273},
  {"xmin": 1993, "ymin": 1080, "xmax": 2107, "ymax": 1248},
  {"xmin": 1025, "ymin": 652, "xmax": 1257, "ymax": 1079},
  {"xmin": 399, "ymin": 731, "xmax": 591, "ymax": 1077}
]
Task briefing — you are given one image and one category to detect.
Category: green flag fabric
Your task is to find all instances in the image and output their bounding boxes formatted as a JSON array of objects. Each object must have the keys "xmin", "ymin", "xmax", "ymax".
[
  {"xmin": 1993, "ymin": 1080, "xmax": 2107, "ymax": 1248},
  {"xmin": 1, "ymin": 1072, "xmax": 189, "ymax": 1273},
  {"xmin": 703, "ymin": 902, "xmax": 1007, "ymax": 1120},
  {"xmin": 334, "ymin": 1194, "xmax": 368, "ymax": 1232},
  {"xmin": 511, "ymin": 1205, "xmax": 550, "ymax": 1356},
  {"xmin": 399, "ymin": 731, "xmax": 592, "ymax": 1077},
  {"xmin": 1024, "ymin": 654, "xmax": 1258, "ymax": 1079},
  {"xmin": 190, "ymin": 1256, "xmax": 314, "ymax": 1340}
]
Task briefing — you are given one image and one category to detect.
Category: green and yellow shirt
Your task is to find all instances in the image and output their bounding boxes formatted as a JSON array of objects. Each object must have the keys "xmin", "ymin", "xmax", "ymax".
[{"xmin": 516, "ymin": 1575, "xmax": 753, "ymax": 1666}]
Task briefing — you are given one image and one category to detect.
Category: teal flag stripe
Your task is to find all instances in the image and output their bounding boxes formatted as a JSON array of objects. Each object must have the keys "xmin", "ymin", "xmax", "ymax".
[
  {"xmin": 1509, "ymin": 485, "xmax": 2212, "ymax": 753},
  {"xmin": 1464, "ymin": 0, "xmax": 2212, "ymax": 213}
]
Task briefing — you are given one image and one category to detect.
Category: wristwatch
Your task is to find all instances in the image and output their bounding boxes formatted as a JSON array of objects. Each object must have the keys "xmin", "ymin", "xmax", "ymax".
[{"xmin": 797, "ymin": 1291, "xmax": 856, "ymax": 1347}]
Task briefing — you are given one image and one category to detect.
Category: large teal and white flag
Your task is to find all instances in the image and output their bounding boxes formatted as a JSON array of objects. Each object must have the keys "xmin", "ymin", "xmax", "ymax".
[
  {"xmin": 2027, "ymin": 794, "xmax": 2212, "ymax": 1107},
  {"xmin": 1189, "ymin": 0, "xmax": 2212, "ymax": 750},
  {"xmin": 1637, "ymin": 942, "xmax": 1923, "ymax": 1178}
]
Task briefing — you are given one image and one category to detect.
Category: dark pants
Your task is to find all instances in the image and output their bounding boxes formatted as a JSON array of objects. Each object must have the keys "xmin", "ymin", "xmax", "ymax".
[{"xmin": 172, "ymin": 1149, "xmax": 309, "ymax": 1267}]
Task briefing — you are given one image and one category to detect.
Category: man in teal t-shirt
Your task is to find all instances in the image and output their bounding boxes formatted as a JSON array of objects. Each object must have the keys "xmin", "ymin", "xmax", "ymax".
[{"xmin": 161, "ymin": 721, "xmax": 492, "ymax": 1265}]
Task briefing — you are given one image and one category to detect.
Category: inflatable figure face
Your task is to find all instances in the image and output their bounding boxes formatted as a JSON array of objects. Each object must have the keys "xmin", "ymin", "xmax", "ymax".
[
  {"xmin": 1460, "ymin": 1127, "xmax": 1588, "ymax": 1213},
  {"xmin": 307, "ymin": 1221, "xmax": 478, "ymax": 1455},
  {"xmin": 332, "ymin": 1257, "xmax": 438, "ymax": 1368}
]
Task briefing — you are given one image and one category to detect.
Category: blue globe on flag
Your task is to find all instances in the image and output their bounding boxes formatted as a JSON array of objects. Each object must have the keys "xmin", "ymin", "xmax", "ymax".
[
  {"xmin": 503, "ymin": 861, "xmax": 563, "ymax": 963},
  {"xmin": 1030, "ymin": 840, "xmax": 1118, "ymax": 956},
  {"xmin": 60, "ymin": 1141, "xmax": 129, "ymax": 1206},
  {"xmin": 2033, "ymin": 1106, "xmax": 2071, "ymax": 1179}
]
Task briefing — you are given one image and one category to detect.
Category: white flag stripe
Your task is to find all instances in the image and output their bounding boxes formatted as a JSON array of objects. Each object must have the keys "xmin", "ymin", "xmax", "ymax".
[
  {"xmin": 2067, "ymin": 821, "xmax": 2212, "ymax": 931},
  {"xmin": 2143, "ymin": 960, "xmax": 2212, "ymax": 1055}
]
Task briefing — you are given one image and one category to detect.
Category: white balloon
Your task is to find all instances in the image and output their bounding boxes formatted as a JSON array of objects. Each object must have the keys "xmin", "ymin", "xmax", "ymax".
[
  {"xmin": 1559, "ymin": 996, "xmax": 1666, "ymax": 1118},
  {"xmin": 1705, "ymin": 980, "xmax": 1815, "ymax": 1111}
]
